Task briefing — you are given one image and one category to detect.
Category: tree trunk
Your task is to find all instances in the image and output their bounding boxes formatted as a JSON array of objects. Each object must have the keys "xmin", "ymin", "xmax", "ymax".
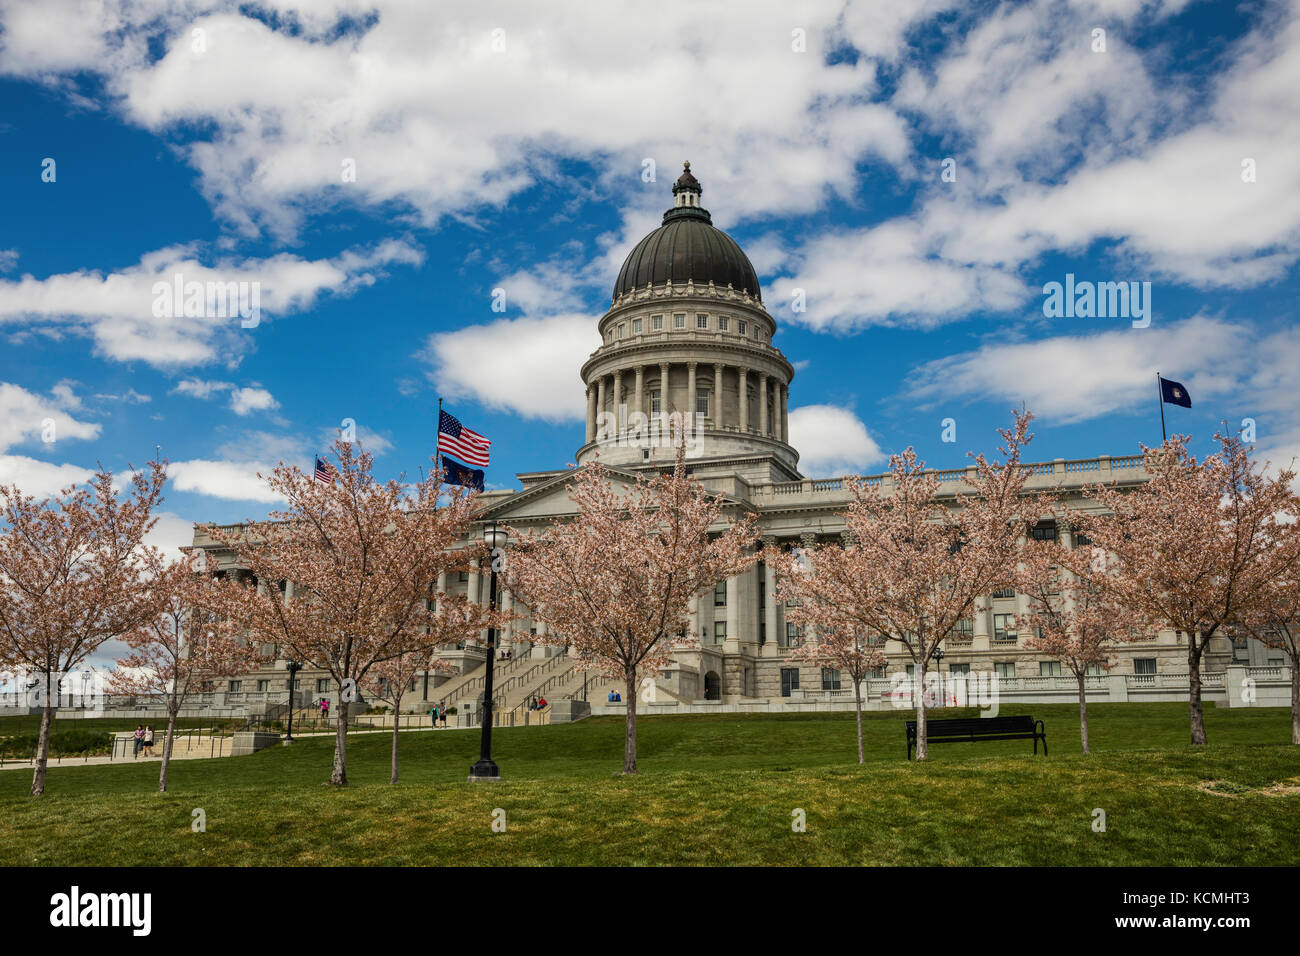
[
  {"xmin": 914, "ymin": 658, "xmax": 928, "ymax": 761},
  {"xmin": 1077, "ymin": 672, "xmax": 1090, "ymax": 755},
  {"xmin": 330, "ymin": 703, "xmax": 348, "ymax": 786},
  {"xmin": 159, "ymin": 709, "xmax": 178, "ymax": 793},
  {"xmin": 1291, "ymin": 657, "xmax": 1299, "ymax": 746},
  {"xmin": 1188, "ymin": 637, "xmax": 1207, "ymax": 746},
  {"xmin": 30, "ymin": 691, "xmax": 54, "ymax": 797},
  {"xmin": 853, "ymin": 679, "xmax": 864, "ymax": 764},
  {"xmin": 623, "ymin": 671, "xmax": 637, "ymax": 775},
  {"xmin": 390, "ymin": 711, "xmax": 400, "ymax": 784}
]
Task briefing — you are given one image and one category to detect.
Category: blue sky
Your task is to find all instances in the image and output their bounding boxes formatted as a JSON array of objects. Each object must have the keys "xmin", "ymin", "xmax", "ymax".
[{"xmin": 1, "ymin": 0, "xmax": 1298, "ymax": 557}]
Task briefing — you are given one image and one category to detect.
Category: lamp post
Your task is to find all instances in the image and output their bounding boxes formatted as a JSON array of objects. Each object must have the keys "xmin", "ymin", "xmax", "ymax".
[
  {"xmin": 932, "ymin": 646, "xmax": 945, "ymax": 707},
  {"xmin": 284, "ymin": 660, "xmax": 301, "ymax": 744},
  {"xmin": 469, "ymin": 522, "xmax": 506, "ymax": 782}
]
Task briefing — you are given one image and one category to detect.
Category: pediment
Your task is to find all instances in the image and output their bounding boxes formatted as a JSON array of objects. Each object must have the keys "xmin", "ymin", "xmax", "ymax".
[{"xmin": 475, "ymin": 466, "xmax": 646, "ymax": 526}]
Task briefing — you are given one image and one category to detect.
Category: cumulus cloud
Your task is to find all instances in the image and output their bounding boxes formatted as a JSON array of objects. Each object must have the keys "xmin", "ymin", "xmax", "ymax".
[
  {"xmin": 0, "ymin": 1, "xmax": 923, "ymax": 238},
  {"xmin": 904, "ymin": 315, "xmax": 1251, "ymax": 423},
  {"xmin": 419, "ymin": 313, "xmax": 600, "ymax": 422},
  {"xmin": 169, "ymin": 459, "xmax": 284, "ymax": 502},
  {"xmin": 0, "ymin": 240, "xmax": 422, "ymax": 368},
  {"xmin": 0, "ymin": 455, "xmax": 94, "ymax": 497},
  {"xmin": 229, "ymin": 386, "xmax": 277, "ymax": 416},
  {"xmin": 788, "ymin": 404, "xmax": 886, "ymax": 477},
  {"xmin": 0, "ymin": 382, "xmax": 101, "ymax": 451}
]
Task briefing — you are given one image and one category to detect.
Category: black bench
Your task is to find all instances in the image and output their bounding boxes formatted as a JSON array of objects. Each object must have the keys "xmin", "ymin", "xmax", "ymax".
[{"xmin": 905, "ymin": 716, "xmax": 1046, "ymax": 759}]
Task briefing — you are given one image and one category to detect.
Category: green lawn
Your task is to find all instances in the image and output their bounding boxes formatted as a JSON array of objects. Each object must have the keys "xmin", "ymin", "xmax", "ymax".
[{"xmin": 2, "ymin": 703, "xmax": 1297, "ymax": 865}]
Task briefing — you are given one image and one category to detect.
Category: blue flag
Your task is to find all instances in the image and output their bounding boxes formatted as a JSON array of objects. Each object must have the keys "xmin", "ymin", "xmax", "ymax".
[
  {"xmin": 443, "ymin": 457, "xmax": 485, "ymax": 491},
  {"xmin": 1160, "ymin": 377, "xmax": 1192, "ymax": 408}
]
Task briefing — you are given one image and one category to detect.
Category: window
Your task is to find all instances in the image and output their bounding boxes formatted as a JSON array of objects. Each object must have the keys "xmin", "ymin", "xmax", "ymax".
[
  {"xmin": 821, "ymin": 668, "xmax": 842, "ymax": 691},
  {"xmin": 632, "ymin": 318, "xmax": 642, "ymax": 334},
  {"xmin": 865, "ymin": 665, "xmax": 884, "ymax": 678},
  {"xmin": 673, "ymin": 313, "xmax": 686, "ymax": 328},
  {"xmin": 650, "ymin": 389, "xmax": 661, "ymax": 414},
  {"xmin": 1074, "ymin": 531, "xmax": 1091, "ymax": 546},
  {"xmin": 780, "ymin": 668, "xmax": 800, "ymax": 697},
  {"xmin": 1032, "ymin": 523, "xmax": 1058, "ymax": 542},
  {"xmin": 617, "ymin": 324, "xmax": 626, "ymax": 339},
  {"xmin": 718, "ymin": 316, "xmax": 729, "ymax": 331},
  {"xmin": 786, "ymin": 622, "xmax": 802, "ymax": 644},
  {"xmin": 713, "ymin": 621, "xmax": 726, "ymax": 644},
  {"xmin": 228, "ymin": 680, "xmax": 242, "ymax": 693},
  {"xmin": 737, "ymin": 320, "xmax": 747, "ymax": 335},
  {"xmin": 696, "ymin": 389, "xmax": 710, "ymax": 416},
  {"xmin": 950, "ymin": 618, "xmax": 974, "ymax": 642},
  {"xmin": 949, "ymin": 663, "xmax": 970, "ymax": 676},
  {"xmin": 994, "ymin": 662, "xmax": 1016, "ymax": 679},
  {"xmin": 992, "ymin": 587, "xmax": 1015, "ymax": 599},
  {"xmin": 754, "ymin": 324, "xmax": 762, "ymax": 339},
  {"xmin": 1039, "ymin": 661, "xmax": 1062, "ymax": 676},
  {"xmin": 316, "ymin": 678, "xmax": 332, "ymax": 693},
  {"xmin": 696, "ymin": 313, "xmax": 708, "ymax": 329},
  {"xmin": 1086, "ymin": 662, "xmax": 1106, "ymax": 676},
  {"xmin": 651, "ymin": 314, "xmax": 663, "ymax": 330},
  {"xmin": 1134, "ymin": 658, "xmax": 1157, "ymax": 676},
  {"xmin": 714, "ymin": 580, "xmax": 726, "ymax": 607},
  {"xmin": 257, "ymin": 679, "xmax": 270, "ymax": 692},
  {"xmin": 993, "ymin": 613, "xmax": 1017, "ymax": 643}
]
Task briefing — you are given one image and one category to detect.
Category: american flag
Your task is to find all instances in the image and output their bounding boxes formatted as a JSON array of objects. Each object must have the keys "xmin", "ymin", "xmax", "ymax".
[
  {"xmin": 314, "ymin": 456, "xmax": 336, "ymax": 485},
  {"xmin": 438, "ymin": 409, "xmax": 491, "ymax": 467}
]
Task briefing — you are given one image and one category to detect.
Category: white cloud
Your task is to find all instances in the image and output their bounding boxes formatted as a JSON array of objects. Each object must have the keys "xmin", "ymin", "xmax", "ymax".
[
  {"xmin": 143, "ymin": 510, "xmax": 197, "ymax": 560},
  {"xmin": 0, "ymin": 382, "xmax": 101, "ymax": 451},
  {"xmin": 0, "ymin": 2, "xmax": 927, "ymax": 238},
  {"xmin": 172, "ymin": 378, "xmax": 233, "ymax": 400},
  {"xmin": 0, "ymin": 240, "xmax": 422, "ymax": 368},
  {"xmin": 229, "ymin": 386, "xmax": 277, "ymax": 416},
  {"xmin": 0, "ymin": 455, "xmax": 94, "ymax": 497},
  {"xmin": 788, "ymin": 404, "xmax": 885, "ymax": 477},
  {"xmin": 169, "ymin": 459, "xmax": 284, "ymax": 503},
  {"xmin": 904, "ymin": 315, "xmax": 1249, "ymax": 424},
  {"xmin": 419, "ymin": 313, "xmax": 600, "ymax": 422}
]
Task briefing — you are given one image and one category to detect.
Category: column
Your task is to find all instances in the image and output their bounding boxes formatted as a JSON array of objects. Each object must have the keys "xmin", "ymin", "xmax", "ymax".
[
  {"xmin": 738, "ymin": 368, "xmax": 749, "ymax": 432},
  {"xmin": 596, "ymin": 376, "xmax": 607, "ymax": 441},
  {"xmin": 634, "ymin": 365, "xmax": 644, "ymax": 416},
  {"xmin": 973, "ymin": 595, "xmax": 990, "ymax": 649},
  {"xmin": 724, "ymin": 570, "xmax": 741, "ymax": 653},
  {"xmin": 688, "ymin": 591, "xmax": 700, "ymax": 645},
  {"xmin": 501, "ymin": 588, "xmax": 515, "ymax": 651},
  {"xmin": 659, "ymin": 362, "xmax": 670, "ymax": 415},
  {"xmin": 713, "ymin": 362, "xmax": 724, "ymax": 426},
  {"xmin": 780, "ymin": 384, "xmax": 789, "ymax": 442},
  {"xmin": 612, "ymin": 369, "xmax": 623, "ymax": 437},
  {"xmin": 758, "ymin": 373, "xmax": 769, "ymax": 436},
  {"xmin": 764, "ymin": 555, "xmax": 781, "ymax": 656},
  {"xmin": 586, "ymin": 384, "xmax": 597, "ymax": 443},
  {"xmin": 687, "ymin": 363, "xmax": 697, "ymax": 422},
  {"xmin": 435, "ymin": 571, "xmax": 447, "ymax": 615}
]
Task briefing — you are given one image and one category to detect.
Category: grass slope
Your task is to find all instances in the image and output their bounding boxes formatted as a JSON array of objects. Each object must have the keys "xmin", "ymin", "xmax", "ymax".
[{"xmin": 2, "ymin": 704, "xmax": 1297, "ymax": 866}]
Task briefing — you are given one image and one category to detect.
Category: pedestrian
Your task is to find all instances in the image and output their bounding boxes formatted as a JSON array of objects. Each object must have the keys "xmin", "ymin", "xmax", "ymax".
[
  {"xmin": 143, "ymin": 725, "xmax": 155, "ymax": 757},
  {"xmin": 321, "ymin": 697, "xmax": 329, "ymax": 723},
  {"xmin": 428, "ymin": 705, "xmax": 436, "ymax": 728},
  {"xmin": 439, "ymin": 702, "xmax": 448, "ymax": 726},
  {"xmin": 132, "ymin": 724, "xmax": 144, "ymax": 758}
]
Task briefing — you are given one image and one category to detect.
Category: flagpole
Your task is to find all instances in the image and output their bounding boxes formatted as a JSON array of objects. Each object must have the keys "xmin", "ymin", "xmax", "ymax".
[
  {"xmin": 436, "ymin": 397, "xmax": 443, "ymax": 474},
  {"xmin": 1156, "ymin": 372, "xmax": 1167, "ymax": 442}
]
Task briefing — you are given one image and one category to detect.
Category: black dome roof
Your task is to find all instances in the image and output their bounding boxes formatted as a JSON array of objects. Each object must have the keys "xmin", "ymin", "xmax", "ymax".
[{"xmin": 612, "ymin": 164, "xmax": 761, "ymax": 302}]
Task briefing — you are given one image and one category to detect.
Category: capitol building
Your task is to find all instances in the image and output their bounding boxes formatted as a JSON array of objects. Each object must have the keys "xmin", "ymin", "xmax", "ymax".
[{"xmin": 192, "ymin": 164, "xmax": 1280, "ymax": 720}]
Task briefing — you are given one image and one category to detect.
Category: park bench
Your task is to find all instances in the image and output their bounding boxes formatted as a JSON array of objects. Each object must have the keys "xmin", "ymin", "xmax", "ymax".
[{"xmin": 905, "ymin": 715, "xmax": 1046, "ymax": 759}]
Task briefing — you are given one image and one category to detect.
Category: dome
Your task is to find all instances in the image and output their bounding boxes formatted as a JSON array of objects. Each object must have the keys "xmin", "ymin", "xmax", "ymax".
[{"xmin": 612, "ymin": 163, "xmax": 761, "ymax": 302}]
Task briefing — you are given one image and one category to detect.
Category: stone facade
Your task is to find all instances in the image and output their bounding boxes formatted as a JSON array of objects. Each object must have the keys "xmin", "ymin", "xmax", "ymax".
[{"xmin": 188, "ymin": 165, "xmax": 1281, "ymax": 711}]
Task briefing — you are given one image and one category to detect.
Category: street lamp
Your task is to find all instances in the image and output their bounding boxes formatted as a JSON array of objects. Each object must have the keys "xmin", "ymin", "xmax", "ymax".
[
  {"xmin": 284, "ymin": 660, "xmax": 302, "ymax": 744},
  {"xmin": 469, "ymin": 522, "xmax": 507, "ymax": 782},
  {"xmin": 932, "ymin": 646, "xmax": 945, "ymax": 707}
]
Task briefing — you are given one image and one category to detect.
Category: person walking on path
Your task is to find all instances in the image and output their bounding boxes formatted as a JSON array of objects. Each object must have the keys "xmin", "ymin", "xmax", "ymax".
[
  {"xmin": 132, "ymin": 725, "xmax": 144, "ymax": 758},
  {"xmin": 143, "ymin": 725, "xmax": 155, "ymax": 757},
  {"xmin": 320, "ymin": 698, "xmax": 329, "ymax": 724}
]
